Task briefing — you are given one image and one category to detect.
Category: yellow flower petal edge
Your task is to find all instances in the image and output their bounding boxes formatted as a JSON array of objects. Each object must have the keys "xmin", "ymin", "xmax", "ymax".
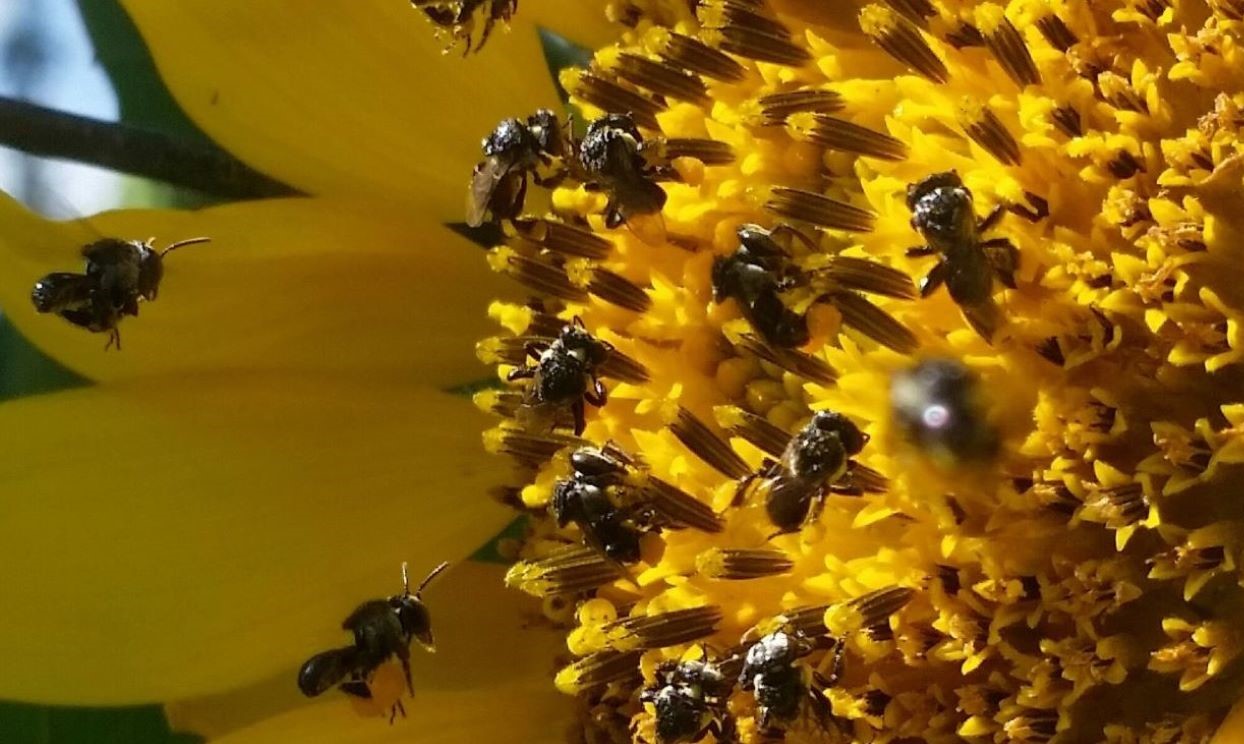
[
  {"xmin": 119, "ymin": 0, "xmax": 613, "ymax": 219},
  {"xmin": 0, "ymin": 192, "xmax": 510, "ymax": 387},
  {"xmin": 0, "ymin": 374, "xmax": 510, "ymax": 704},
  {"xmin": 164, "ymin": 562, "xmax": 567, "ymax": 741},
  {"xmin": 1214, "ymin": 698, "xmax": 1244, "ymax": 744}
]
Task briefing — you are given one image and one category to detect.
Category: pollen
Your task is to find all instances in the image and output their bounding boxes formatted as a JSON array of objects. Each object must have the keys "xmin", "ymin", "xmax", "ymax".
[{"xmin": 469, "ymin": 0, "xmax": 1244, "ymax": 739}]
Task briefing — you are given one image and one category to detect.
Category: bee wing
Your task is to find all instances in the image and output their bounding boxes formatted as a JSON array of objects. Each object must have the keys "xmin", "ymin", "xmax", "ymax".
[
  {"xmin": 830, "ymin": 460, "xmax": 888, "ymax": 494},
  {"xmin": 961, "ymin": 297, "xmax": 1002, "ymax": 343},
  {"xmin": 824, "ymin": 290, "xmax": 918, "ymax": 354},
  {"xmin": 618, "ymin": 180, "xmax": 668, "ymax": 246},
  {"xmin": 466, "ymin": 158, "xmax": 519, "ymax": 227},
  {"xmin": 819, "ymin": 256, "xmax": 918, "ymax": 299},
  {"xmin": 297, "ymin": 646, "xmax": 360, "ymax": 697}
]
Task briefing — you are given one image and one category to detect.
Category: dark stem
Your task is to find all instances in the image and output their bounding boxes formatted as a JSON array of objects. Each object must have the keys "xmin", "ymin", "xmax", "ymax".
[{"xmin": 0, "ymin": 97, "xmax": 302, "ymax": 200}]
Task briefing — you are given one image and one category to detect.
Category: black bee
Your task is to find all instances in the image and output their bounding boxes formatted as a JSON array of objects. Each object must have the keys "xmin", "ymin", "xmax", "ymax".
[
  {"xmin": 712, "ymin": 224, "xmax": 918, "ymax": 352},
  {"xmin": 736, "ymin": 411, "xmax": 870, "ymax": 534},
  {"xmin": 298, "ymin": 562, "xmax": 450, "ymax": 721},
  {"xmin": 577, "ymin": 113, "xmax": 669, "ymax": 243},
  {"xmin": 906, "ymin": 171, "xmax": 1019, "ymax": 341},
  {"xmin": 31, "ymin": 236, "xmax": 209, "ymax": 350},
  {"xmin": 410, "ymin": 0, "xmax": 517, "ymax": 54},
  {"xmin": 640, "ymin": 655, "xmax": 737, "ymax": 743},
  {"xmin": 739, "ymin": 630, "xmax": 838, "ymax": 735},
  {"xmin": 467, "ymin": 109, "xmax": 567, "ymax": 227},
  {"xmin": 506, "ymin": 318, "xmax": 612, "ymax": 436},
  {"xmin": 551, "ymin": 446, "xmax": 651, "ymax": 564},
  {"xmin": 890, "ymin": 358, "xmax": 998, "ymax": 465}
]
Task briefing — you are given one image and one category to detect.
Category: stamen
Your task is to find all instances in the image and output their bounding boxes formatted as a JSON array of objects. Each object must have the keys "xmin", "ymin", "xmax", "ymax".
[
  {"xmin": 1100, "ymin": 482, "xmax": 1149, "ymax": 524},
  {"xmin": 488, "ymin": 247, "xmax": 590, "ymax": 302},
  {"xmin": 859, "ymin": 5, "xmax": 949, "ymax": 83},
  {"xmin": 613, "ymin": 53, "xmax": 710, "ymax": 105},
  {"xmin": 765, "ymin": 187, "xmax": 877, "ymax": 232},
  {"xmin": 959, "ymin": 100, "xmax": 1023, "ymax": 165},
  {"xmin": 883, "ymin": 0, "xmax": 935, "ymax": 27},
  {"xmin": 696, "ymin": 547, "xmax": 794, "ymax": 579},
  {"xmin": 714, "ymin": 405, "xmax": 791, "ymax": 457},
  {"xmin": 561, "ymin": 69, "xmax": 664, "ymax": 130},
  {"xmin": 1002, "ymin": 709, "xmax": 1058, "ymax": 743},
  {"xmin": 1022, "ymin": 479, "xmax": 1082, "ymax": 516},
  {"xmin": 669, "ymin": 406, "xmax": 752, "ymax": 479},
  {"xmin": 738, "ymin": 335, "xmax": 838, "ymax": 384},
  {"xmin": 1108, "ymin": 151, "xmax": 1145, "ymax": 179},
  {"xmin": 943, "ymin": 23, "xmax": 985, "ymax": 49},
  {"xmin": 655, "ymin": 30, "xmax": 747, "ymax": 82},
  {"xmin": 505, "ymin": 545, "xmax": 625, "ymax": 597},
  {"xmin": 555, "ymin": 650, "xmax": 643, "ymax": 694},
  {"xmin": 1051, "ymin": 106, "xmax": 1083, "ymax": 137},
  {"xmin": 1035, "ymin": 14, "xmax": 1078, "ymax": 52},
  {"xmin": 701, "ymin": 1, "xmax": 811, "ymax": 67},
  {"xmin": 645, "ymin": 476, "xmax": 726, "ymax": 532},
  {"xmin": 825, "ymin": 586, "xmax": 915, "ymax": 633},
  {"xmin": 599, "ymin": 350, "xmax": 651, "ymax": 384},
  {"xmin": 1133, "ymin": 0, "xmax": 1169, "ymax": 22},
  {"xmin": 757, "ymin": 89, "xmax": 845, "ymax": 126},
  {"xmin": 821, "ymin": 255, "xmax": 919, "ymax": 299},
  {"xmin": 602, "ymin": 606, "xmax": 724, "ymax": 649},
  {"xmin": 511, "ymin": 218, "xmax": 613, "ymax": 260},
  {"xmin": 659, "ymin": 138, "xmax": 736, "ymax": 165},
  {"xmin": 825, "ymin": 290, "xmax": 919, "ymax": 354},
  {"xmin": 786, "ymin": 113, "xmax": 908, "ymax": 161},
  {"xmin": 979, "ymin": 12, "xmax": 1042, "ymax": 87},
  {"xmin": 1035, "ymin": 337, "xmax": 1065, "ymax": 366},
  {"xmin": 567, "ymin": 263, "xmax": 653, "ymax": 313},
  {"xmin": 845, "ymin": 462, "xmax": 889, "ymax": 493},
  {"xmin": 484, "ymin": 426, "xmax": 589, "ymax": 466},
  {"xmin": 1210, "ymin": 0, "xmax": 1244, "ymax": 20}
]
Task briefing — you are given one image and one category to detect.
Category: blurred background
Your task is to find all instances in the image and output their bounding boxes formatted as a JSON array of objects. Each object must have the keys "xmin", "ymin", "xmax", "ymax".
[{"xmin": 0, "ymin": 1, "xmax": 205, "ymax": 741}]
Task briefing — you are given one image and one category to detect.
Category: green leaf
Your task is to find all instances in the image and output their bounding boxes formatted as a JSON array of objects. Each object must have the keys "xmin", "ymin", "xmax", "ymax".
[
  {"xmin": 0, "ymin": 315, "xmax": 87, "ymax": 402},
  {"xmin": 0, "ymin": 702, "xmax": 202, "ymax": 744}
]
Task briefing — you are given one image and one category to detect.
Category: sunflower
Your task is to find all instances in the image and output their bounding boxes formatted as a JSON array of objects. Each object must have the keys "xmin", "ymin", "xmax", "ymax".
[{"xmin": 5, "ymin": 0, "xmax": 1244, "ymax": 742}]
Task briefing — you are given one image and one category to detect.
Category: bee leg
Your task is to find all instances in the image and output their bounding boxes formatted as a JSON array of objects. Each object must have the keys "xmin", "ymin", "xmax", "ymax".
[
  {"xmin": 396, "ymin": 645, "xmax": 415, "ymax": 697},
  {"xmin": 917, "ymin": 261, "xmax": 948, "ymax": 297},
  {"xmin": 981, "ymin": 238, "xmax": 1020, "ymax": 288},
  {"xmin": 770, "ymin": 224, "xmax": 819, "ymax": 253},
  {"xmin": 714, "ymin": 714, "xmax": 739, "ymax": 744},
  {"xmin": 523, "ymin": 340, "xmax": 550, "ymax": 360},
  {"xmin": 505, "ymin": 365, "xmax": 535, "ymax": 381},
  {"xmin": 571, "ymin": 399, "xmax": 587, "ymax": 436},
  {"xmin": 977, "ymin": 204, "xmax": 1006, "ymax": 233},
  {"xmin": 905, "ymin": 244, "xmax": 937, "ymax": 257},
  {"xmin": 476, "ymin": 11, "xmax": 497, "ymax": 51},
  {"xmin": 584, "ymin": 376, "xmax": 608, "ymax": 407},
  {"xmin": 105, "ymin": 327, "xmax": 122, "ymax": 351},
  {"xmin": 388, "ymin": 698, "xmax": 407, "ymax": 725},
  {"xmin": 801, "ymin": 489, "xmax": 829, "ymax": 529}
]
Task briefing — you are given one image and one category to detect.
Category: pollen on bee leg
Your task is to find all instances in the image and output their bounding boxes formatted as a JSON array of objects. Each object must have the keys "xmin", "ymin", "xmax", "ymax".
[
  {"xmin": 555, "ymin": 650, "xmax": 644, "ymax": 694},
  {"xmin": 347, "ymin": 662, "xmax": 406, "ymax": 720},
  {"xmin": 765, "ymin": 187, "xmax": 877, "ymax": 232},
  {"xmin": 667, "ymin": 406, "xmax": 752, "ymax": 479},
  {"xmin": 859, "ymin": 4, "xmax": 949, "ymax": 83},
  {"xmin": 696, "ymin": 548, "xmax": 795, "ymax": 580},
  {"xmin": 601, "ymin": 606, "xmax": 724, "ymax": 650},
  {"xmin": 958, "ymin": 99, "xmax": 1023, "ymax": 166},
  {"xmin": 505, "ymin": 545, "xmax": 625, "ymax": 597},
  {"xmin": 786, "ymin": 113, "xmax": 908, "ymax": 161}
]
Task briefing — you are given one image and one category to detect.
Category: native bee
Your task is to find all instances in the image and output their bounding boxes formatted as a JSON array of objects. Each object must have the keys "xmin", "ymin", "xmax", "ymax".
[
  {"xmin": 890, "ymin": 358, "xmax": 998, "ymax": 465},
  {"xmin": 467, "ymin": 109, "xmax": 568, "ymax": 227},
  {"xmin": 712, "ymin": 224, "xmax": 918, "ymax": 352},
  {"xmin": 31, "ymin": 236, "xmax": 209, "ymax": 350},
  {"xmin": 506, "ymin": 318, "xmax": 612, "ymax": 436},
  {"xmin": 298, "ymin": 562, "xmax": 450, "ymax": 722},
  {"xmin": 905, "ymin": 171, "xmax": 1019, "ymax": 341},
  {"xmin": 739, "ymin": 629, "xmax": 840, "ymax": 735},
  {"xmin": 735, "ymin": 410, "xmax": 875, "ymax": 534},
  {"xmin": 577, "ymin": 113, "xmax": 670, "ymax": 243},
  {"xmin": 551, "ymin": 444, "xmax": 724, "ymax": 563},
  {"xmin": 410, "ymin": 0, "xmax": 517, "ymax": 54},
  {"xmin": 640, "ymin": 654, "xmax": 738, "ymax": 743}
]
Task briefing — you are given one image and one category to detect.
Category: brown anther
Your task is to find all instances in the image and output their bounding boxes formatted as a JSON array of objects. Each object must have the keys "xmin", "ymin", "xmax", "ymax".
[
  {"xmin": 943, "ymin": 22, "xmax": 985, "ymax": 49},
  {"xmin": 492, "ymin": 249, "xmax": 591, "ymax": 302},
  {"xmin": 505, "ymin": 544, "xmax": 626, "ymax": 597},
  {"xmin": 1099, "ymin": 482, "xmax": 1149, "ymax": 524},
  {"xmin": 657, "ymin": 31, "xmax": 747, "ymax": 82},
  {"xmin": 660, "ymin": 138, "xmax": 737, "ymax": 165},
  {"xmin": 599, "ymin": 349, "xmax": 651, "ymax": 384},
  {"xmin": 859, "ymin": 4, "xmax": 949, "ymax": 83},
  {"xmin": 849, "ymin": 586, "xmax": 916, "ymax": 626},
  {"xmin": 825, "ymin": 290, "xmax": 919, "ymax": 353},
  {"xmin": 670, "ymin": 406, "xmax": 752, "ymax": 479},
  {"xmin": 603, "ymin": 606, "xmax": 724, "ymax": 649},
  {"xmin": 1023, "ymin": 479, "xmax": 1081, "ymax": 515},
  {"xmin": 696, "ymin": 547, "xmax": 794, "ymax": 579},
  {"xmin": 645, "ymin": 476, "xmax": 726, "ymax": 532},
  {"xmin": 1108, "ymin": 151, "xmax": 1145, "ymax": 179},
  {"xmin": 766, "ymin": 187, "xmax": 877, "ymax": 232},
  {"xmin": 711, "ymin": 25, "xmax": 811, "ymax": 67},
  {"xmin": 584, "ymin": 267, "xmax": 653, "ymax": 313},
  {"xmin": 511, "ymin": 218, "xmax": 613, "ymax": 260},
  {"xmin": 566, "ymin": 71, "xmax": 664, "ymax": 130},
  {"xmin": 936, "ymin": 564, "xmax": 961, "ymax": 594},
  {"xmin": 1210, "ymin": 0, "xmax": 1244, "ymax": 20},
  {"xmin": 1035, "ymin": 337, "xmax": 1065, "ymax": 366},
  {"xmin": 1035, "ymin": 14, "xmax": 1078, "ymax": 52},
  {"xmin": 791, "ymin": 114, "xmax": 908, "ymax": 161},
  {"xmin": 715, "ymin": 405, "xmax": 792, "ymax": 458},
  {"xmin": 738, "ymin": 335, "xmax": 838, "ymax": 384},
  {"xmin": 614, "ymin": 53, "xmax": 710, "ymax": 105},
  {"xmin": 758, "ymin": 89, "xmax": 844, "ymax": 126},
  {"xmin": 557, "ymin": 650, "xmax": 644, "ymax": 692},
  {"xmin": 982, "ymin": 15, "xmax": 1042, "ymax": 87},
  {"xmin": 883, "ymin": 0, "xmax": 935, "ymax": 26},
  {"xmin": 960, "ymin": 102, "xmax": 1023, "ymax": 165},
  {"xmin": 1051, "ymin": 106, "xmax": 1083, "ymax": 137},
  {"xmin": 488, "ymin": 426, "xmax": 590, "ymax": 466},
  {"xmin": 1132, "ymin": 0, "xmax": 1169, "ymax": 22},
  {"xmin": 1097, "ymin": 71, "xmax": 1149, "ymax": 113},
  {"xmin": 1002, "ymin": 709, "xmax": 1059, "ymax": 742}
]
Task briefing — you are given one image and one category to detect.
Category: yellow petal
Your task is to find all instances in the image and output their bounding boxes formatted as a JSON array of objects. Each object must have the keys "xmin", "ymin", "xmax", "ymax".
[
  {"xmin": 167, "ymin": 563, "xmax": 565, "ymax": 741},
  {"xmin": 0, "ymin": 193, "xmax": 508, "ymax": 387},
  {"xmin": 119, "ymin": 0, "xmax": 611, "ymax": 219},
  {"xmin": 0, "ymin": 374, "xmax": 511, "ymax": 704},
  {"xmin": 1214, "ymin": 698, "xmax": 1244, "ymax": 744}
]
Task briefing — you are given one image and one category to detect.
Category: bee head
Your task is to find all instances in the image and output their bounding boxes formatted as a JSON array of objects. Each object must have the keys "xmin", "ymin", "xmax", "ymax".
[{"xmin": 810, "ymin": 410, "xmax": 869, "ymax": 455}]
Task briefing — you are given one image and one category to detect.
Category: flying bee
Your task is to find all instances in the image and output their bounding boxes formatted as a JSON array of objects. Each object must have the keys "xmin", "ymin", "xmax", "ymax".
[
  {"xmin": 410, "ymin": 0, "xmax": 517, "ymax": 54},
  {"xmin": 31, "ymin": 236, "xmax": 209, "ymax": 350},
  {"xmin": 712, "ymin": 224, "xmax": 918, "ymax": 352},
  {"xmin": 552, "ymin": 444, "xmax": 724, "ymax": 563},
  {"xmin": 890, "ymin": 358, "xmax": 999, "ymax": 465},
  {"xmin": 506, "ymin": 318, "xmax": 612, "ymax": 436},
  {"xmin": 905, "ymin": 171, "xmax": 1019, "ymax": 341},
  {"xmin": 739, "ymin": 629, "xmax": 839, "ymax": 736},
  {"xmin": 577, "ymin": 113, "xmax": 670, "ymax": 244},
  {"xmin": 467, "ymin": 109, "xmax": 568, "ymax": 227},
  {"xmin": 735, "ymin": 411, "xmax": 871, "ymax": 534},
  {"xmin": 640, "ymin": 654, "xmax": 737, "ymax": 743},
  {"xmin": 298, "ymin": 562, "xmax": 450, "ymax": 722}
]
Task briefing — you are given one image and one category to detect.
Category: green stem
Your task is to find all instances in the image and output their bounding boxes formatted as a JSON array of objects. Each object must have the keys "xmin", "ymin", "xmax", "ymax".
[{"xmin": 0, "ymin": 97, "xmax": 301, "ymax": 200}]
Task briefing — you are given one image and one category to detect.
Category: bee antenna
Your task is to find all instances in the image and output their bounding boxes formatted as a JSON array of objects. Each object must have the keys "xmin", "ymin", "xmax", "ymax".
[
  {"xmin": 415, "ymin": 561, "xmax": 451, "ymax": 598},
  {"xmin": 160, "ymin": 237, "xmax": 212, "ymax": 257},
  {"xmin": 401, "ymin": 561, "xmax": 411, "ymax": 595}
]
